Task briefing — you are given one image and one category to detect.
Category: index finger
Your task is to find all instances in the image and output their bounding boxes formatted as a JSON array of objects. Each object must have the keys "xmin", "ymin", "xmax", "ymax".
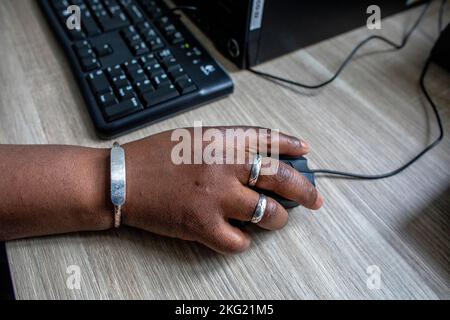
[
  {"xmin": 219, "ymin": 126, "xmax": 310, "ymax": 156},
  {"xmin": 264, "ymin": 129, "xmax": 310, "ymax": 157}
]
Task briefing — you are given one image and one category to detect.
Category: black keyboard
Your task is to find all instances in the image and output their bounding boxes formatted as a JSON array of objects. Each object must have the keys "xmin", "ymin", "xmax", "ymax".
[{"xmin": 40, "ymin": 0, "xmax": 234, "ymax": 138}]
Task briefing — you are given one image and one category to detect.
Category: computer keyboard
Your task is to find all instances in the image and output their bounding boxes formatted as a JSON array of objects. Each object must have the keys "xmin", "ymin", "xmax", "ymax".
[{"xmin": 40, "ymin": 0, "xmax": 234, "ymax": 138}]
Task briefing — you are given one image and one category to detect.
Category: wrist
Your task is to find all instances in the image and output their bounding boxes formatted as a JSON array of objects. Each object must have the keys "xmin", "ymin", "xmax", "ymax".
[
  {"xmin": 78, "ymin": 147, "xmax": 114, "ymax": 231},
  {"xmin": 119, "ymin": 141, "xmax": 152, "ymax": 230}
]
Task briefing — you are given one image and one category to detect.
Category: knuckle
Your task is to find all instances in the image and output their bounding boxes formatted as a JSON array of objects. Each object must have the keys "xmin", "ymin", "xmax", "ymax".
[
  {"xmin": 274, "ymin": 163, "xmax": 293, "ymax": 184},
  {"xmin": 262, "ymin": 199, "xmax": 277, "ymax": 222},
  {"xmin": 262, "ymin": 200, "xmax": 288, "ymax": 230}
]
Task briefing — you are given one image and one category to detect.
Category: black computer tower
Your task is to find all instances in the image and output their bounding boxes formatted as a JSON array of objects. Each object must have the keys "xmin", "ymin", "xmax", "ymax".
[{"xmin": 173, "ymin": 0, "xmax": 426, "ymax": 68}]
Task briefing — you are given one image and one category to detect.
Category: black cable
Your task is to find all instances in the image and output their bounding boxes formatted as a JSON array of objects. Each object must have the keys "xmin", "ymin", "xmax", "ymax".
[
  {"xmin": 247, "ymin": 1, "xmax": 431, "ymax": 89},
  {"xmin": 306, "ymin": 1, "xmax": 446, "ymax": 180},
  {"xmin": 170, "ymin": 1, "xmax": 445, "ymax": 180},
  {"xmin": 310, "ymin": 56, "xmax": 443, "ymax": 180}
]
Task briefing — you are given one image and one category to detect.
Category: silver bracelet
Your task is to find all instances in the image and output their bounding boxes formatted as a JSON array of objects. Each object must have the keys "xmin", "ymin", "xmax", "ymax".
[{"xmin": 110, "ymin": 142, "xmax": 126, "ymax": 228}]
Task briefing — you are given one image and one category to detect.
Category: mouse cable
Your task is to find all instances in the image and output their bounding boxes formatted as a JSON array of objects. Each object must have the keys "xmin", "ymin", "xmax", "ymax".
[
  {"xmin": 309, "ymin": 55, "xmax": 443, "ymax": 180},
  {"xmin": 170, "ymin": 1, "xmax": 445, "ymax": 180},
  {"xmin": 246, "ymin": 1, "xmax": 432, "ymax": 89},
  {"xmin": 244, "ymin": 0, "xmax": 445, "ymax": 180},
  {"xmin": 306, "ymin": 1, "xmax": 446, "ymax": 180}
]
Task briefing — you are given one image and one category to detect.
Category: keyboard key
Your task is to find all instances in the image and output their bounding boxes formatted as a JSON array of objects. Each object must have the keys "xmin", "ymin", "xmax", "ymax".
[
  {"xmin": 81, "ymin": 57, "xmax": 100, "ymax": 71},
  {"xmin": 126, "ymin": 33, "xmax": 142, "ymax": 45},
  {"xmin": 52, "ymin": 0, "xmax": 70, "ymax": 11},
  {"xmin": 98, "ymin": 91, "xmax": 117, "ymax": 108},
  {"xmin": 131, "ymin": 42, "xmax": 149, "ymax": 56},
  {"xmin": 82, "ymin": 11, "xmax": 101, "ymax": 36},
  {"xmin": 89, "ymin": 0, "xmax": 105, "ymax": 11},
  {"xmin": 148, "ymin": 37, "xmax": 164, "ymax": 51},
  {"xmin": 123, "ymin": 59, "xmax": 140, "ymax": 74},
  {"xmin": 139, "ymin": 26, "xmax": 157, "ymax": 38},
  {"xmin": 128, "ymin": 68, "xmax": 147, "ymax": 83},
  {"xmin": 68, "ymin": 29, "xmax": 85, "ymax": 40},
  {"xmin": 156, "ymin": 16, "xmax": 170, "ymax": 28},
  {"xmin": 144, "ymin": 5, "xmax": 163, "ymax": 19},
  {"xmin": 143, "ymin": 61, "xmax": 163, "ymax": 76},
  {"xmin": 142, "ymin": 84, "xmax": 179, "ymax": 108},
  {"xmin": 107, "ymin": 3, "xmax": 123, "ymax": 17},
  {"xmin": 157, "ymin": 49, "xmax": 173, "ymax": 61},
  {"xmin": 142, "ymin": 60, "xmax": 159, "ymax": 71},
  {"xmin": 135, "ymin": 79, "xmax": 154, "ymax": 95},
  {"xmin": 120, "ymin": 1, "xmax": 145, "ymax": 23},
  {"xmin": 99, "ymin": 15, "xmax": 129, "ymax": 32},
  {"xmin": 192, "ymin": 47, "xmax": 202, "ymax": 56},
  {"xmin": 162, "ymin": 24, "xmax": 176, "ymax": 35},
  {"xmin": 122, "ymin": 25, "xmax": 138, "ymax": 39},
  {"xmin": 107, "ymin": 65, "xmax": 124, "ymax": 78},
  {"xmin": 162, "ymin": 59, "xmax": 179, "ymax": 71},
  {"xmin": 93, "ymin": 8, "xmax": 109, "ymax": 20},
  {"xmin": 95, "ymin": 43, "xmax": 113, "ymax": 57},
  {"xmin": 151, "ymin": 73, "xmax": 171, "ymax": 88},
  {"xmin": 136, "ymin": 21, "xmax": 152, "ymax": 31},
  {"xmin": 111, "ymin": 74, "xmax": 129, "ymax": 89},
  {"xmin": 74, "ymin": 40, "xmax": 91, "ymax": 49},
  {"xmin": 141, "ymin": 57, "xmax": 158, "ymax": 69},
  {"xmin": 117, "ymin": 85, "xmax": 136, "ymax": 101},
  {"xmin": 88, "ymin": 71, "xmax": 111, "ymax": 94},
  {"xmin": 103, "ymin": 97, "xmax": 142, "ymax": 121},
  {"xmin": 169, "ymin": 32, "xmax": 184, "ymax": 45},
  {"xmin": 141, "ymin": 53, "xmax": 156, "ymax": 62},
  {"xmin": 76, "ymin": 47, "xmax": 95, "ymax": 59},
  {"xmin": 175, "ymin": 77, "xmax": 197, "ymax": 94},
  {"xmin": 168, "ymin": 67, "xmax": 186, "ymax": 82},
  {"xmin": 147, "ymin": 67, "xmax": 164, "ymax": 78}
]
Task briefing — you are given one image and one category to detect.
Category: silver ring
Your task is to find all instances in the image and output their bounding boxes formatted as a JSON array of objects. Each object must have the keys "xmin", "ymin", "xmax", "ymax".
[
  {"xmin": 251, "ymin": 194, "xmax": 267, "ymax": 224},
  {"xmin": 248, "ymin": 154, "xmax": 262, "ymax": 187}
]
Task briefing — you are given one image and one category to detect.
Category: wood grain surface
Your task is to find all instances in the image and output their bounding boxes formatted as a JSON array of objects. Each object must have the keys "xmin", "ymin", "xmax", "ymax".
[{"xmin": 0, "ymin": 0, "xmax": 449, "ymax": 299}]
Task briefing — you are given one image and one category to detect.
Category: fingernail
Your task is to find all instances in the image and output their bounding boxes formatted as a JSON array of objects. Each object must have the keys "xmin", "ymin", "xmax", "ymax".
[
  {"xmin": 299, "ymin": 139, "xmax": 310, "ymax": 150},
  {"xmin": 290, "ymin": 137, "xmax": 302, "ymax": 148}
]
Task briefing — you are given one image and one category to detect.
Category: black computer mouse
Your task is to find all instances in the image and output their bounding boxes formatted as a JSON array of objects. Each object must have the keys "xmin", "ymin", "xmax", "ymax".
[
  {"xmin": 230, "ymin": 156, "xmax": 316, "ymax": 227},
  {"xmin": 254, "ymin": 156, "xmax": 316, "ymax": 209}
]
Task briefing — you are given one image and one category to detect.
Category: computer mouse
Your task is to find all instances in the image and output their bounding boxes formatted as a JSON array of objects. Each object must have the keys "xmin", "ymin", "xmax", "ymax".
[
  {"xmin": 254, "ymin": 156, "xmax": 316, "ymax": 209},
  {"xmin": 230, "ymin": 156, "xmax": 316, "ymax": 227}
]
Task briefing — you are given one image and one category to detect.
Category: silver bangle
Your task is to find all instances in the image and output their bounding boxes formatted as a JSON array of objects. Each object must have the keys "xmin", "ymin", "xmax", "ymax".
[{"xmin": 111, "ymin": 142, "xmax": 126, "ymax": 228}]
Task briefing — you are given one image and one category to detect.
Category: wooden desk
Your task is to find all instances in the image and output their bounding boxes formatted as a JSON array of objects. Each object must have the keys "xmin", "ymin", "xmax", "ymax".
[{"xmin": 0, "ymin": 0, "xmax": 449, "ymax": 299}]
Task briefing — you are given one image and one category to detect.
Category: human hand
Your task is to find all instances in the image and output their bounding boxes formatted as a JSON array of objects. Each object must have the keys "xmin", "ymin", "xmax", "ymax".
[{"xmin": 121, "ymin": 127, "xmax": 323, "ymax": 254}]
